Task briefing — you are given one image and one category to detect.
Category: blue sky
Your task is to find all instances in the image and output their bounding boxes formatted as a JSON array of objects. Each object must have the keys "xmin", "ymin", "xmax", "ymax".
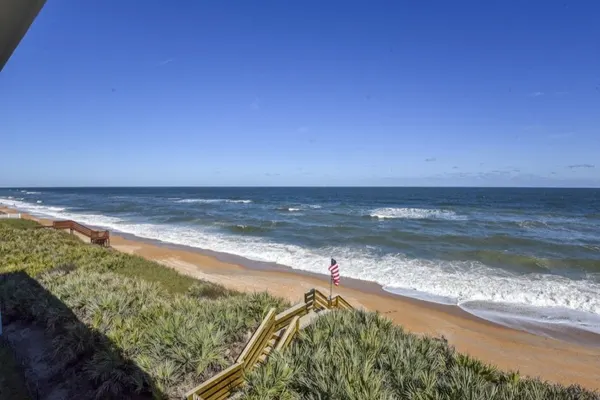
[{"xmin": 1, "ymin": 1, "xmax": 599, "ymax": 187}]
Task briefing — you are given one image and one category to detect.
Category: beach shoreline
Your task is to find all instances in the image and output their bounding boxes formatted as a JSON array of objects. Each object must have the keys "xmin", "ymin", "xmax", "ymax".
[{"xmin": 3, "ymin": 206, "xmax": 600, "ymax": 390}]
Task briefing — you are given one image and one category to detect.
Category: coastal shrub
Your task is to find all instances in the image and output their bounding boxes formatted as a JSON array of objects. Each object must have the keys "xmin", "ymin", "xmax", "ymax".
[
  {"xmin": 0, "ymin": 218, "xmax": 39, "ymax": 230},
  {"xmin": 1, "ymin": 269, "xmax": 287, "ymax": 399},
  {"xmin": 242, "ymin": 310, "xmax": 599, "ymax": 400},
  {"xmin": 0, "ymin": 220, "xmax": 289, "ymax": 398},
  {"xmin": 187, "ymin": 280, "xmax": 239, "ymax": 299},
  {"xmin": 1, "ymin": 220, "xmax": 198, "ymax": 294}
]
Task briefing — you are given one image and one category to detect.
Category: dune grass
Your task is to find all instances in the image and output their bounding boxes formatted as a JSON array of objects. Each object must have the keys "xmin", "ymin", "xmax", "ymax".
[
  {"xmin": 0, "ymin": 218, "xmax": 40, "ymax": 230},
  {"xmin": 1, "ymin": 219, "xmax": 200, "ymax": 294},
  {"xmin": 0, "ymin": 219, "xmax": 288, "ymax": 398},
  {"xmin": 5, "ymin": 220, "xmax": 597, "ymax": 399},
  {"xmin": 242, "ymin": 310, "xmax": 599, "ymax": 400}
]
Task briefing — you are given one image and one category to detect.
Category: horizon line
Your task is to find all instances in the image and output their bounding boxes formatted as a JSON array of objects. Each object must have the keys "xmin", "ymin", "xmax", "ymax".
[{"xmin": 2, "ymin": 185, "xmax": 600, "ymax": 190}]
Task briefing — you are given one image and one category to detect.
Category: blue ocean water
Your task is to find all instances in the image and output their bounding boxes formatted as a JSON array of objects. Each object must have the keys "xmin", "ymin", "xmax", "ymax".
[{"xmin": 2, "ymin": 187, "xmax": 600, "ymax": 335}]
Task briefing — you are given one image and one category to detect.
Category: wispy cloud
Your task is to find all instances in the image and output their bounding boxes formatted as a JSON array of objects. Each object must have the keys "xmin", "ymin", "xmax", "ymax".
[
  {"xmin": 250, "ymin": 97, "xmax": 260, "ymax": 110},
  {"xmin": 529, "ymin": 91, "xmax": 544, "ymax": 97},
  {"xmin": 401, "ymin": 169, "xmax": 600, "ymax": 187},
  {"xmin": 567, "ymin": 164, "xmax": 595, "ymax": 169},
  {"xmin": 548, "ymin": 132, "xmax": 575, "ymax": 139},
  {"xmin": 523, "ymin": 124, "xmax": 543, "ymax": 132},
  {"xmin": 158, "ymin": 58, "xmax": 173, "ymax": 66},
  {"xmin": 425, "ymin": 158, "xmax": 437, "ymax": 162}
]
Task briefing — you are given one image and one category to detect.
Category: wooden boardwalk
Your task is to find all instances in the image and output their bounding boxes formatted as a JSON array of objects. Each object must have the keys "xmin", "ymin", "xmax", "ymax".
[
  {"xmin": 52, "ymin": 220, "xmax": 110, "ymax": 247},
  {"xmin": 184, "ymin": 288, "xmax": 353, "ymax": 400}
]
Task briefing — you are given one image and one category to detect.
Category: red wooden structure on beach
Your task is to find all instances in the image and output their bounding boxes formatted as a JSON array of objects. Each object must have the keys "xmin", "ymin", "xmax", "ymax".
[{"xmin": 52, "ymin": 220, "xmax": 110, "ymax": 247}]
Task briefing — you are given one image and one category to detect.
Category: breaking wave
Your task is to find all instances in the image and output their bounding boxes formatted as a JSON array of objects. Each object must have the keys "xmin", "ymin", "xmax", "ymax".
[
  {"xmin": 370, "ymin": 207, "xmax": 465, "ymax": 220},
  {"xmin": 3, "ymin": 196, "xmax": 600, "ymax": 335},
  {"xmin": 175, "ymin": 198, "xmax": 252, "ymax": 204}
]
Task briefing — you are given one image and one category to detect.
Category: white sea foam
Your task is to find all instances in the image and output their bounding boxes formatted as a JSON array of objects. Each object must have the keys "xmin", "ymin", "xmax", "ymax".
[
  {"xmin": 370, "ymin": 207, "xmax": 465, "ymax": 220},
  {"xmin": 585, "ymin": 245, "xmax": 600, "ymax": 252},
  {"xmin": 458, "ymin": 301, "xmax": 600, "ymax": 337},
  {"xmin": 518, "ymin": 220, "xmax": 544, "ymax": 229},
  {"xmin": 25, "ymin": 191, "xmax": 41, "ymax": 195},
  {"xmin": 0, "ymin": 198, "xmax": 118, "ymax": 225},
  {"xmin": 176, "ymin": 198, "xmax": 252, "ymax": 204},
  {"xmin": 0, "ymin": 198, "xmax": 66, "ymax": 213},
  {"xmin": 279, "ymin": 205, "xmax": 319, "ymax": 212},
  {"xmin": 3, "ymin": 198, "xmax": 600, "ymax": 327}
]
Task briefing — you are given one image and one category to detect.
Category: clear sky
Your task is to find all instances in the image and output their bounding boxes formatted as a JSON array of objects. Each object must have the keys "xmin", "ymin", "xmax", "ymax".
[{"xmin": 1, "ymin": 1, "xmax": 599, "ymax": 187}]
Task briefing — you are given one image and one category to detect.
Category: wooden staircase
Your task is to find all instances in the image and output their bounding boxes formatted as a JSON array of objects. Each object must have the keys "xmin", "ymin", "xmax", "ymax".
[
  {"xmin": 52, "ymin": 220, "xmax": 110, "ymax": 247},
  {"xmin": 184, "ymin": 288, "xmax": 353, "ymax": 400},
  {"xmin": 256, "ymin": 328, "xmax": 284, "ymax": 366}
]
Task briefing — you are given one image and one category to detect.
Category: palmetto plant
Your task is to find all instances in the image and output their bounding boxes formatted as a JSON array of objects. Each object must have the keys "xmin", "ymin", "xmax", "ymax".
[
  {"xmin": 242, "ymin": 310, "xmax": 599, "ymax": 400},
  {"xmin": 2, "ymin": 221, "xmax": 597, "ymax": 400},
  {"xmin": 35, "ymin": 270, "xmax": 287, "ymax": 399},
  {"xmin": 0, "ymin": 221, "xmax": 288, "ymax": 399}
]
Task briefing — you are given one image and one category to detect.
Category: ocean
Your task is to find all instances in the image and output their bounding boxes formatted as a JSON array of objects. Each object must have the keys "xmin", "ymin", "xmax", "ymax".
[{"xmin": 2, "ymin": 187, "xmax": 600, "ymax": 337}]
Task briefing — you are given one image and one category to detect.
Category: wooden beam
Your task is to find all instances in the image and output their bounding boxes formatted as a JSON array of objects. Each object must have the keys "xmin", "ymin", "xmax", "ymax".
[{"xmin": 0, "ymin": 0, "xmax": 46, "ymax": 71}]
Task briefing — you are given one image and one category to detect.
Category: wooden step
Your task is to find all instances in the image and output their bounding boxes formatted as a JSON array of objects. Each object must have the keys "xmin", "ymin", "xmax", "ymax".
[
  {"xmin": 272, "ymin": 328, "xmax": 285, "ymax": 340},
  {"xmin": 262, "ymin": 343, "xmax": 274, "ymax": 355},
  {"xmin": 298, "ymin": 309, "xmax": 321, "ymax": 329},
  {"xmin": 257, "ymin": 342, "xmax": 277, "ymax": 364},
  {"xmin": 255, "ymin": 351, "xmax": 271, "ymax": 366}
]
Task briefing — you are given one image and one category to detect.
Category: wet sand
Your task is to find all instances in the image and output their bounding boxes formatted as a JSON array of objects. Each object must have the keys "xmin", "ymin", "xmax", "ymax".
[{"xmin": 4, "ymin": 207, "xmax": 600, "ymax": 390}]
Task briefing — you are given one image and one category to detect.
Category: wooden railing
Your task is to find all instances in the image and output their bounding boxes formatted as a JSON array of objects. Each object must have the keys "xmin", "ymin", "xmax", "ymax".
[
  {"xmin": 183, "ymin": 288, "xmax": 353, "ymax": 400},
  {"xmin": 332, "ymin": 295, "xmax": 353, "ymax": 310},
  {"xmin": 52, "ymin": 220, "xmax": 110, "ymax": 247},
  {"xmin": 275, "ymin": 316, "xmax": 300, "ymax": 352},
  {"xmin": 236, "ymin": 309, "xmax": 277, "ymax": 368},
  {"xmin": 0, "ymin": 213, "xmax": 21, "ymax": 219},
  {"xmin": 274, "ymin": 302, "xmax": 307, "ymax": 331}
]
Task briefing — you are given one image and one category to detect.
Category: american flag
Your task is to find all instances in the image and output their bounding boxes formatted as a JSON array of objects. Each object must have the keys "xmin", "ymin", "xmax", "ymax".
[{"xmin": 329, "ymin": 258, "xmax": 340, "ymax": 286}]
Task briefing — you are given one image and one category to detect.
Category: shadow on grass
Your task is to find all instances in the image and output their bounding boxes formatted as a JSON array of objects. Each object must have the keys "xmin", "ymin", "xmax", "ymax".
[{"xmin": 0, "ymin": 271, "xmax": 163, "ymax": 400}]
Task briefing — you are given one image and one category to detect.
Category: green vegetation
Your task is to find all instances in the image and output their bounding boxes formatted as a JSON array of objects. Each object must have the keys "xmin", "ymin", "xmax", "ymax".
[
  {"xmin": 1, "ymin": 219, "xmax": 200, "ymax": 294},
  {"xmin": 0, "ymin": 339, "xmax": 31, "ymax": 400},
  {"xmin": 3, "ymin": 220, "xmax": 597, "ymax": 400},
  {"xmin": 0, "ymin": 218, "xmax": 40, "ymax": 230},
  {"xmin": 242, "ymin": 310, "xmax": 599, "ymax": 400},
  {"xmin": 0, "ymin": 220, "xmax": 288, "ymax": 399}
]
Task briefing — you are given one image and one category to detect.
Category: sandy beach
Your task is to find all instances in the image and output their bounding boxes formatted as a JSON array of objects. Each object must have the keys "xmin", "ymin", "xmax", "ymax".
[{"xmin": 3, "ymin": 206, "xmax": 600, "ymax": 390}]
